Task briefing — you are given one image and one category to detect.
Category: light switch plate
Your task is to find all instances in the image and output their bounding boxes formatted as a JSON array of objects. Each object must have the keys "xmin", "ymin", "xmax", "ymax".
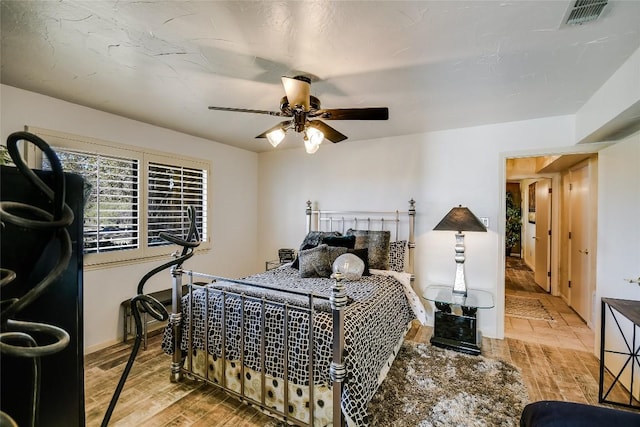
[{"xmin": 480, "ymin": 217, "xmax": 489, "ymax": 228}]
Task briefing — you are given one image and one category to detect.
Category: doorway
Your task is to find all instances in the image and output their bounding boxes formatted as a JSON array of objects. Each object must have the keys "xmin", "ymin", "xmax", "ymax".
[{"xmin": 503, "ymin": 153, "xmax": 597, "ymax": 350}]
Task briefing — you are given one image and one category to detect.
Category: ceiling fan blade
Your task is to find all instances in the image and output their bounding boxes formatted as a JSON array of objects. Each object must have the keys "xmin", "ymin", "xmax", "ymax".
[
  {"xmin": 256, "ymin": 120, "xmax": 292, "ymax": 138},
  {"xmin": 281, "ymin": 76, "xmax": 310, "ymax": 111},
  {"xmin": 308, "ymin": 120, "xmax": 348, "ymax": 143},
  {"xmin": 312, "ymin": 107, "xmax": 389, "ymax": 121},
  {"xmin": 208, "ymin": 106, "xmax": 285, "ymax": 117}
]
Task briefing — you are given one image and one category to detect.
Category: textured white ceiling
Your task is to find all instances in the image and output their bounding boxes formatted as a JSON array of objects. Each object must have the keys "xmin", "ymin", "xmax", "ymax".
[{"xmin": 1, "ymin": 1, "xmax": 639, "ymax": 152}]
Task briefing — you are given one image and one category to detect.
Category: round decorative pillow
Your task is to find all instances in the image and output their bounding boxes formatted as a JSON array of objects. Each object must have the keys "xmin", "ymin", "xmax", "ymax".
[{"xmin": 332, "ymin": 253, "xmax": 365, "ymax": 280}]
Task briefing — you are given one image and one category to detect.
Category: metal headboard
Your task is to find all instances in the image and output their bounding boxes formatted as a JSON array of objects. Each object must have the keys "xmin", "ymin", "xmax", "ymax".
[{"xmin": 305, "ymin": 199, "xmax": 416, "ymax": 275}]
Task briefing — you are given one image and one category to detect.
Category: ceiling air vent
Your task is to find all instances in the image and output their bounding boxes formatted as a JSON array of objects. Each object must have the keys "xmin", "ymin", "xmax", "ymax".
[{"xmin": 563, "ymin": 0, "xmax": 608, "ymax": 26}]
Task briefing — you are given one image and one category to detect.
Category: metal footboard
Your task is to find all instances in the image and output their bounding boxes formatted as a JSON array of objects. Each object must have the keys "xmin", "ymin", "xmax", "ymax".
[{"xmin": 169, "ymin": 268, "xmax": 346, "ymax": 427}]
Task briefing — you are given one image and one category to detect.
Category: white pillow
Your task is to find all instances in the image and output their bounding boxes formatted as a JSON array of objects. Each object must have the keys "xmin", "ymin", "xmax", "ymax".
[{"xmin": 332, "ymin": 253, "xmax": 365, "ymax": 281}]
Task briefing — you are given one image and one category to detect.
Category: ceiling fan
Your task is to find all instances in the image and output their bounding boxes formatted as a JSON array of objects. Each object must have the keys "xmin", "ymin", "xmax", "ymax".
[{"xmin": 208, "ymin": 75, "xmax": 389, "ymax": 153}]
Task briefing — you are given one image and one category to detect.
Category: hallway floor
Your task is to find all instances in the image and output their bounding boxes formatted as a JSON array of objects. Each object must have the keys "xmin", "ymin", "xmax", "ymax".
[{"xmin": 504, "ymin": 256, "xmax": 594, "ymax": 353}]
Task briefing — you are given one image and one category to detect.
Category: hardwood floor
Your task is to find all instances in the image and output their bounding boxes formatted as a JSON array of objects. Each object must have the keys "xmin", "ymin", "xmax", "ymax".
[
  {"xmin": 85, "ymin": 335, "xmax": 276, "ymax": 426},
  {"xmin": 501, "ymin": 257, "xmax": 637, "ymax": 408},
  {"xmin": 504, "ymin": 256, "xmax": 595, "ymax": 353},
  {"xmin": 502, "ymin": 256, "xmax": 604, "ymax": 403},
  {"xmin": 84, "ymin": 260, "xmax": 631, "ymax": 425}
]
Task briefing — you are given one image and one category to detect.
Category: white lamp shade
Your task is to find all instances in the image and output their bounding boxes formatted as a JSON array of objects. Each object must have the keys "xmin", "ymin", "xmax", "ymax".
[
  {"xmin": 304, "ymin": 138, "xmax": 320, "ymax": 154},
  {"xmin": 305, "ymin": 126, "xmax": 324, "ymax": 146},
  {"xmin": 266, "ymin": 128, "xmax": 286, "ymax": 147}
]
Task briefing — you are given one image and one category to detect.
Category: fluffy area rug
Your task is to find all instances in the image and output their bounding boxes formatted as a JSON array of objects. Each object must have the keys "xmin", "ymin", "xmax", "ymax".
[
  {"xmin": 505, "ymin": 295, "xmax": 554, "ymax": 321},
  {"xmin": 367, "ymin": 341, "xmax": 529, "ymax": 426}
]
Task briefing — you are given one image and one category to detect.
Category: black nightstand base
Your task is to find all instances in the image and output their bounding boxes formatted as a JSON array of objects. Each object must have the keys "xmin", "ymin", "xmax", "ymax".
[
  {"xmin": 430, "ymin": 336, "xmax": 481, "ymax": 356},
  {"xmin": 431, "ymin": 310, "xmax": 482, "ymax": 356}
]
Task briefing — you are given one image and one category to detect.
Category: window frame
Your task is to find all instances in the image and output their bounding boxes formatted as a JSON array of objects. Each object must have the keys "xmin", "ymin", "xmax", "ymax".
[{"xmin": 26, "ymin": 126, "xmax": 211, "ymax": 268}]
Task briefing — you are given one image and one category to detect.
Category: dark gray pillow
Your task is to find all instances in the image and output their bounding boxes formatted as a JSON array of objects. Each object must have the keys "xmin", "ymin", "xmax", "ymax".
[
  {"xmin": 293, "ymin": 231, "xmax": 342, "ymax": 270},
  {"xmin": 349, "ymin": 248, "xmax": 370, "ymax": 276},
  {"xmin": 327, "ymin": 245, "xmax": 348, "ymax": 266},
  {"xmin": 299, "ymin": 231, "xmax": 341, "ymax": 251},
  {"xmin": 346, "ymin": 229, "xmax": 391, "ymax": 270},
  {"xmin": 291, "ymin": 243, "xmax": 314, "ymax": 269},
  {"xmin": 299, "ymin": 244, "xmax": 348, "ymax": 278},
  {"xmin": 322, "ymin": 235, "xmax": 356, "ymax": 249},
  {"xmin": 298, "ymin": 244, "xmax": 328, "ymax": 278}
]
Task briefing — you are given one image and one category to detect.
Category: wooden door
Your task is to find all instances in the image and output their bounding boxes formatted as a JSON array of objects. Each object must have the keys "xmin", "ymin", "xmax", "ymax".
[
  {"xmin": 569, "ymin": 163, "xmax": 592, "ymax": 323},
  {"xmin": 534, "ymin": 179, "xmax": 551, "ymax": 292}
]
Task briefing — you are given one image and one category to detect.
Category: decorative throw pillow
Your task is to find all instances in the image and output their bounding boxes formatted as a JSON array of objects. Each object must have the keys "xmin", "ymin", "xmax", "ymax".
[
  {"xmin": 298, "ymin": 244, "xmax": 346, "ymax": 278},
  {"xmin": 348, "ymin": 248, "xmax": 370, "ymax": 276},
  {"xmin": 389, "ymin": 240, "xmax": 407, "ymax": 272},
  {"xmin": 299, "ymin": 231, "xmax": 341, "ymax": 250},
  {"xmin": 298, "ymin": 244, "xmax": 332, "ymax": 278},
  {"xmin": 327, "ymin": 246, "xmax": 348, "ymax": 267},
  {"xmin": 291, "ymin": 243, "xmax": 314, "ymax": 270},
  {"xmin": 332, "ymin": 253, "xmax": 365, "ymax": 281},
  {"xmin": 322, "ymin": 235, "xmax": 356, "ymax": 249},
  {"xmin": 292, "ymin": 231, "xmax": 342, "ymax": 270},
  {"xmin": 346, "ymin": 229, "xmax": 391, "ymax": 270}
]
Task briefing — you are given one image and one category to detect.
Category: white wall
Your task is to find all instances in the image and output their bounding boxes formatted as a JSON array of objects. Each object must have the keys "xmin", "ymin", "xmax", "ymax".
[
  {"xmin": 595, "ymin": 132, "xmax": 640, "ymax": 394},
  {"xmin": 595, "ymin": 132, "xmax": 640, "ymax": 302},
  {"xmin": 1, "ymin": 85, "xmax": 259, "ymax": 352},
  {"xmin": 258, "ymin": 115, "xmax": 578, "ymax": 338},
  {"xmin": 576, "ymin": 47, "xmax": 640, "ymax": 143}
]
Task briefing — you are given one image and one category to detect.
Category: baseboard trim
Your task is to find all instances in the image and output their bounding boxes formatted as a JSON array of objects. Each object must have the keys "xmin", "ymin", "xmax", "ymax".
[
  {"xmin": 85, "ymin": 338, "xmax": 121, "ymax": 355},
  {"xmin": 84, "ymin": 328, "xmax": 166, "ymax": 355}
]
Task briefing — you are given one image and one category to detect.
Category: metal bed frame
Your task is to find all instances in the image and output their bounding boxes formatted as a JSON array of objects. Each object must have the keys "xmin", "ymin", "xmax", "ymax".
[{"xmin": 169, "ymin": 199, "xmax": 416, "ymax": 427}]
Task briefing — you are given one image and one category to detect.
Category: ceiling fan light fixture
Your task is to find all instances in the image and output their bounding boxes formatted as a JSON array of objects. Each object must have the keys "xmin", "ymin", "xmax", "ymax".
[
  {"xmin": 303, "ymin": 126, "xmax": 324, "ymax": 154},
  {"xmin": 266, "ymin": 128, "xmax": 286, "ymax": 147},
  {"xmin": 305, "ymin": 126, "xmax": 324, "ymax": 146},
  {"xmin": 304, "ymin": 137, "xmax": 320, "ymax": 154},
  {"xmin": 209, "ymin": 74, "xmax": 388, "ymax": 151}
]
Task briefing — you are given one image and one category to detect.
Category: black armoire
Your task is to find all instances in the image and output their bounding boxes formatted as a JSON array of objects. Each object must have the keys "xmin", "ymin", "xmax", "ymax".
[{"xmin": 1, "ymin": 166, "xmax": 85, "ymax": 426}]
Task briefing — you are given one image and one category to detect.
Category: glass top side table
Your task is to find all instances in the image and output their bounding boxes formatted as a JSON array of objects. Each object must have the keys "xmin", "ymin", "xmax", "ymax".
[
  {"xmin": 423, "ymin": 285, "xmax": 494, "ymax": 311},
  {"xmin": 424, "ymin": 285, "xmax": 494, "ymax": 355}
]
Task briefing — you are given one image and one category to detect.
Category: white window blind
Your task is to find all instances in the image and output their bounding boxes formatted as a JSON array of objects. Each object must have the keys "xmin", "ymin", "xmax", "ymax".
[
  {"xmin": 44, "ymin": 150, "xmax": 140, "ymax": 254},
  {"xmin": 147, "ymin": 162, "xmax": 207, "ymax": 247}
]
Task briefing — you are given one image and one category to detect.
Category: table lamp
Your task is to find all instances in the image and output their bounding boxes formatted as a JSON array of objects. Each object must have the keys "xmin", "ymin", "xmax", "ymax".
[{"xmin": 433, "ymin": 205, "xmax": 487, "ymax": 296}]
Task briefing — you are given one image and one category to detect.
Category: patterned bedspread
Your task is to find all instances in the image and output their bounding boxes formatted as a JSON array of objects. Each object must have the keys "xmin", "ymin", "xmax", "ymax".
[{"xmin": 162, "ymin": 266, "xmax": 417, "ymax": 426}]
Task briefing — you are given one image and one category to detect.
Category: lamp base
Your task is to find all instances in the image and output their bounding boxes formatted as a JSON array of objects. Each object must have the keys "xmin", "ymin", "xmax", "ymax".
[
  {"xmin": 452, "ymin": 283, "xmax": 467, "ymax": 297},
  {"xmin": 452, "ymin": 232, "xmax": 467, "ymax": 296}
]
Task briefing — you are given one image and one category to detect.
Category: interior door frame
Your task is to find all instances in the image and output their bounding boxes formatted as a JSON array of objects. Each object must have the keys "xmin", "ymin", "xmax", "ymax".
[{"xmin": 496, "ymin": 143, "xmax": 609, "ymax": 339}]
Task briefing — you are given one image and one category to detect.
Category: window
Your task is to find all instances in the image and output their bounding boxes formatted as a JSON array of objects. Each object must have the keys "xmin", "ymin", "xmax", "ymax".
[
  {"xmin": 44, "ymin": 150, "xmax": 140, "ymax": 254},
  {"xmin": 32, "ymin": 127, "xmax": 210, "ymax": 266},
  {"xmin": 147, "ymin": 161, "xmax": 207, "ymax": 247}
]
